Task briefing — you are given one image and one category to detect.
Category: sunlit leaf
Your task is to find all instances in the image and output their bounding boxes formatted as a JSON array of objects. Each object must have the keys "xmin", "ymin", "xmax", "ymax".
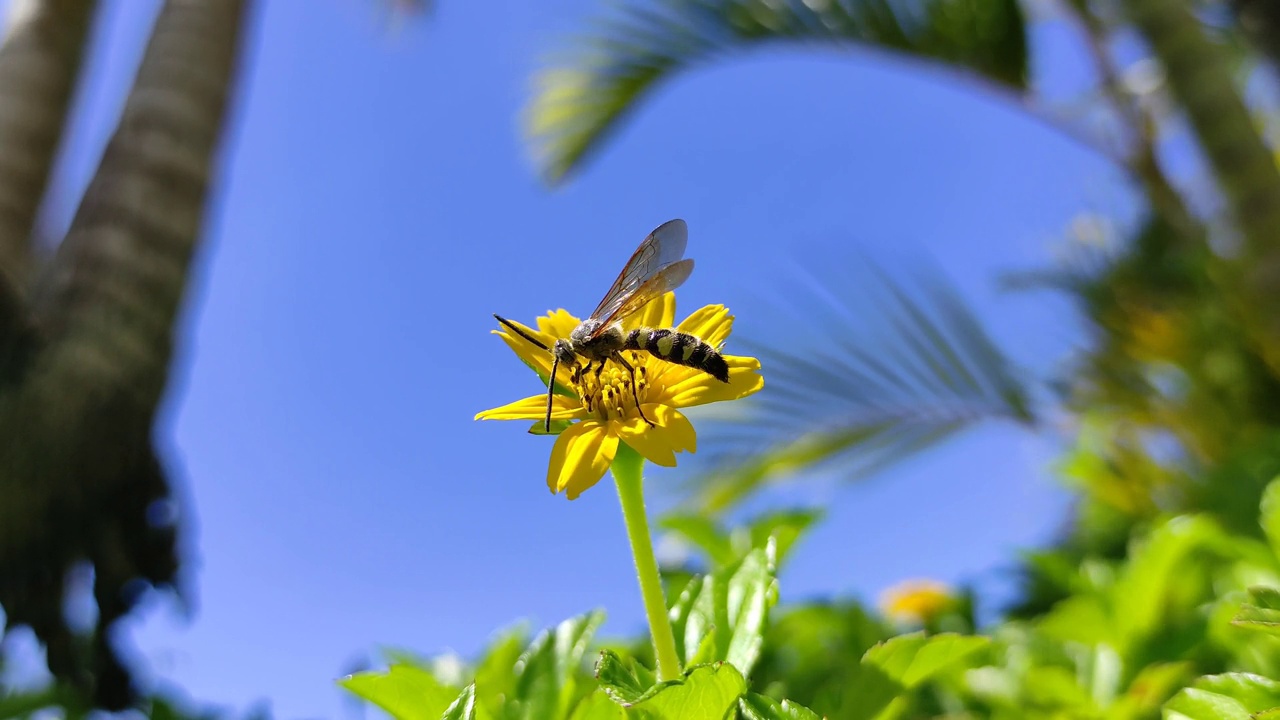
[
  {"xmin": 1261, "ymin": 477, "xmax": 1280, "ymax": 557},
  {"xmin": 596, "ymin": 650, "xmax": 652, "ymax": 705},
  {"xmin": 629, "ymin": 663, "xmax": 747, "ymax": 719},
  {"xmin": 1112, "ymin": 515, "xmax": 1223, "ymax": 648},
  {"xmin": 1190, "ymin": 674, "xmax": 1280, "ymax": 714},
  {"xmin": 862, "ymin": 632, "xmax": 990, "ymax": 689},
  {"xmin": 339, "ymin": 665, "xmax": 458, "ymax": 720},
  {"xmin": 667, "ymin": 547, "xmax": 777, "ymax": 675},
  {"xmin": 473, "ymin": 626, "xmax": 528, "ymax": 720},
  {"xmin": 509, "ymin": 611, "xmax": 607, "ymax": 720},
  {"xmin": 528, "ymin": 0, "xmax": 1029, "ymax": 182},
  {"xmin": 737, "ymin": 692, "xmax": 822, "ymax": 720},
  {"xmin": 569, "ymin": 691, "xmax": 627, "ymax": 720},
  {"xmin": 660, "ymin": 509, "xmax": 821, "ymax": 569},
  {"xmin": 660, "ymin": 513, "xmax": 736, "ymax": 567},
  {"xmin": 693, "ymin": 262, "xmax": 1035, "ymax": 511},
  {"xmin": 1162, "ymin": 674, "xmax": 1280, "ymax": 720},
  {"xmin": 1232, "ymin": 586, "xmax": 1280, "ymax": 635},
  {"xmin": 441, "ymin": 683, "xmax": 477, "ymax": 720}
]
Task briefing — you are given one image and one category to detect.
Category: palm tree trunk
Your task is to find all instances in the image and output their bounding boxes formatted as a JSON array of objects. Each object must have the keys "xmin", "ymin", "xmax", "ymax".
[
  {"xmin": 1123, "ymin": 0, "xmax": 1280, "ymax": 369},
  {"xmin": 0, "ymin": 0, "xmax": 253, "ymax": 708},
  {"xmin": 0, "ymin": 0, "xmax": 96, "ymax": 379}
]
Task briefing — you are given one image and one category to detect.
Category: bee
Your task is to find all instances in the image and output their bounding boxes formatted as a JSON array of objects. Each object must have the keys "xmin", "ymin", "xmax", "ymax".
[{"xmin": 495, "ymin": 219, "xmax": 730, "ymax": 431}]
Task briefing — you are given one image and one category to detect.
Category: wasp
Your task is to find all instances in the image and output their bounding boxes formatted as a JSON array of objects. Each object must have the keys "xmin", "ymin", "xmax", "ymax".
[{"xmin": 495, "ymin": 219, "xmax": 730, "ymax": 431}]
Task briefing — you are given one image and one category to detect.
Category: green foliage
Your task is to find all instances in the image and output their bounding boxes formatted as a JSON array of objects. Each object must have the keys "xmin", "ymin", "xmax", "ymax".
[
  {"xmin": 668, "ymin": 546, "xmax": 777, "ymax": 673},
  {"xmin": 1232, "ymin": 587, "xmax": 1280, "ymax": 636},
  {"xmin": 340, "ymin": 665, "xmax": 459, "ymax": 720},
  {"xmin": 342, "ymin": 533, "xmax": 836, "ymax": 720},
  {"xmin": 1164, "ymin": 674, "xmax": 1280, "ymax": 719},
  {"xmin": 527, "ymin": 0, "xmax": 1028, "ymax": 182}
]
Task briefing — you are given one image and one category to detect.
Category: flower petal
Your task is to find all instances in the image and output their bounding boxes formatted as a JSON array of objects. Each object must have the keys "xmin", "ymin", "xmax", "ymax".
[
  {"xmin": 625, "ymin": 292, "xmax": 676, "ymax": 331},
  {"xmin": 475, "ymin": 394, "xmax": 584, "ymax": 421},
  {"xmin": 547, "ymin": 421, "xmax": 618, "ymax": 500},
  {"xmin": 536, "ymin": 308, "xmax": 580, "ymax": 339},
  {"xmin": 662, "ymin": 355, "xmax": 763, "ymax": 408},
  {"xmin": 677, "ymin": 304, "xmax": 734, "ymax": 348},
  {"xmin": 495, "ymin": 317, "xmax": 575, "ymax": 390},
  {"xmin": 615, "ymin": 418, "xmax": 677, "ymax": 467},
  {"xmin": 645, "ymin": 404, "xmax": 697, "ymax": 453}
]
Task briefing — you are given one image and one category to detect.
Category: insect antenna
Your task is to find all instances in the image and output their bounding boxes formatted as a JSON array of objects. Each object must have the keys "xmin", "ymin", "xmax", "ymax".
[
  {"xmin": 492, "ymin": 314, "xmax": 561, "ymax": 431},
  {"xmin": 493, "ymin": 314, "xmax": 551, "ymax": 351}
]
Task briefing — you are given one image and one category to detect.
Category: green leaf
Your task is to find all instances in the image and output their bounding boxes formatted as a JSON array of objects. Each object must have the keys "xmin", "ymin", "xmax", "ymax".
[
  {"xmin": 1233, "ymin": 586, "xmax": 1280, "ymax": 635},
  {"xmin": 339, "ymin": 665, "xmax": 458, "ymax": 720},
  {"xmin": 1260, "ymin": 477, "xmax": 1280, "ymax": 556},
  {"xmin": 862, "ymin": 632, "xmax": 990, "ymax": 689},
  {"xmin": 569, "ymin": 691, "xmax": 627, "ymax": 720},
  {"xmin": 1192, "ymin": 673, "xmax": 1280, "ymax": 712},
  {"xmin": 661, "ymin": 510, "xmax": 821, "ymax": 570},
  {"xmin": 1164, "ymin": 688, "xmax": 1252, "ymax": 720},
  {"xmin": 474, "ymin": 628, "xmax": 528, "ymax": 720},
  {"xmin": 737, "ymin": 692, "xmax": 822, "ymax": 720},
  {"xmin": 690, "ymin": 263, "xmax": 1034, "ymax": 512},
  {"xmin": 625, "ymin": 663, "xmax": 747, "ymax": 720},
  {"xmin": 1113, "ymin": 515, "xmax": 1222, "ymax": 648},
  {"xmin": 1112, "ymin": 662, "xmax": 1193, "ymax": 717},
  {"xmin": 660, "ymin": 513, "xmax": 736, "ymax": 567},
  {"xmin": 744, "ymin": 510, "xmax": 821, "ymax": 568},
  {"xmin": 596, "ymin": 650, "xmax": 652, "ymax": 705},
  {"xmin": 667, "ymin": 548, "xmax": 777, "ymax": 675},
  {"xmin": 1038, "ymin": 595, "xmax": 1115, "ymax": 646},
  {"xmin": 442, "ymin": 684, "xmax": 477, "ymax": 720},
  {"xmin": 527, "ymin": 0, "xmax": 1029, "ymax": 182},
  {"xmin": 509, "ymin": 611, "xmax": 607, "ymax": 720}
]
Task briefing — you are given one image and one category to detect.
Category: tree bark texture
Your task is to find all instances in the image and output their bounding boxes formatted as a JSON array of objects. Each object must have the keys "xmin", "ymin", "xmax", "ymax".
[
  {"xmin": 0, "ymin": 0, "xmax": 252, "ymax": 709},
  {"xmin": 0, "ymin": 0, "xmax": 96, "ymax": 385}
]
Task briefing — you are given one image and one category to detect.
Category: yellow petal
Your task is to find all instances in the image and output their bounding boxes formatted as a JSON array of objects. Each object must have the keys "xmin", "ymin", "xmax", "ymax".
[
  {"xmin": 475, "ymin": 394, "xmax": 585, "ymax": 421},
  {"xmin": 547, "ymin": 421, "xmax": 618, "ymax": 500},
  {"xmin": 662, "ymin": 355, "xmax": 763, "ymax": 407},
  {"xmin": 625, "ymin": 292, "xmax": 676, "ymax": 331},
  {"xmin": 616, "ymin": 418, "xmax": 677, "ymax": 467},
  {"xmin": 495, "ymin": 319, "xmax": 574, "ymax": 390},
  {"xmin": 536, "ymin": 308, "xmax": 581, "ymax": 339},
  {"xmin": 677, "ymin": 304, "xmax": 734, "ymax": 348},
  {"xmin": 644, "ymin": 404, "xmax": 697, "ymax": 453}
]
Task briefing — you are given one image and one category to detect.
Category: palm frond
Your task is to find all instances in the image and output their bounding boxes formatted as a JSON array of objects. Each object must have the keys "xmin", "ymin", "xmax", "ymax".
[
  {"xmin": 527, "ymin": 0, "xmax": 1029, "ymax": 182},
  {"xmin": 691, "ymin": 260, "xmax": 1036, "ymax": 512}
]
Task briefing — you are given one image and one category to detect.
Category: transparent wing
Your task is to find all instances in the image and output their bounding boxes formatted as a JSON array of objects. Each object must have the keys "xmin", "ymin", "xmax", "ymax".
[
  {"xmin": 587, "ymin": 219, "xmax": 689, "ymax": 327},
  {"xmin": 591, "ymin": 259, "xmax": 694, "ymax": 334}
]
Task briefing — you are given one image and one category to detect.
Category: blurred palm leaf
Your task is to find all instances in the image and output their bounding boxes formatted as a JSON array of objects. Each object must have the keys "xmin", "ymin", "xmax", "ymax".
[
  {"xmin": 692, "ymin": 262, "xmax": 1036, "ymax": 512},
  {"xmin": 528, "ymin": 0, "xmax": 1029, "ymax": 182}
]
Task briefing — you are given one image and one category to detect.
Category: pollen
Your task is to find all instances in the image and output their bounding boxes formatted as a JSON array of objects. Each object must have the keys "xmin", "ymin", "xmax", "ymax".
[{"xmin": 574, "ymin": 353, "xmax": 650, "ymax": 421}]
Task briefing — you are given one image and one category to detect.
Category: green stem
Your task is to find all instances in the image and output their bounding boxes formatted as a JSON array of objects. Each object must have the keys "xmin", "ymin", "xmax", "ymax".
[{"xmin": 612, "ymin": 443, "xmax": 682, "ymax": 681}]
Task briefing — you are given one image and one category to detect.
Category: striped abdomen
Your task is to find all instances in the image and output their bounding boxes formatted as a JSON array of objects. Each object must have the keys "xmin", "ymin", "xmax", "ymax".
[{"xmin": 624, "ymin": 327, "xmax": 729, "ymax": 382}]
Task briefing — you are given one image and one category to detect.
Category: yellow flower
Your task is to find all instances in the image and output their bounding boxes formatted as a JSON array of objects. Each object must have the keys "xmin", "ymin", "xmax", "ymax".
[
  {"xmin": 879, "ymin": 579, "xmax": 956, "ymax": 623},
  {"xmin": 475, "ymin": 292, "xmax": 763, "ymax": 499}
]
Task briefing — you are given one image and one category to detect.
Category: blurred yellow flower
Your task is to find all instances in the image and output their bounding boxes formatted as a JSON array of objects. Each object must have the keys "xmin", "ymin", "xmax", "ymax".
[
  {"xmin": 880, "ymin": 579, "xmax": 955, "ymax": 623},
  {"xmin": 476, "ymin": 292, "xmax": 762, "ymax": 500}
]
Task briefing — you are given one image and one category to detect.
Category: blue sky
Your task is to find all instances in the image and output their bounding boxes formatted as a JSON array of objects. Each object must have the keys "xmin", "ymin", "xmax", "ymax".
[{"xmin": 6, "ymin": 1, "xmax": 1139, "ymax": 717}]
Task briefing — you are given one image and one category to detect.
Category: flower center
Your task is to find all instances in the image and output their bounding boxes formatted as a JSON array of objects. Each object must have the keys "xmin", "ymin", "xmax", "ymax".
[{"xmin": 574, "ymin": 351, "xmax": 651, "ymax": 421}]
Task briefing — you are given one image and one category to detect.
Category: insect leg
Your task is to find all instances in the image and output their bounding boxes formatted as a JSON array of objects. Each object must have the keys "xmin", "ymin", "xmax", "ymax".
[{"xmin": 612, "ymin": 353, "xmax": 653, "ymax": 427}]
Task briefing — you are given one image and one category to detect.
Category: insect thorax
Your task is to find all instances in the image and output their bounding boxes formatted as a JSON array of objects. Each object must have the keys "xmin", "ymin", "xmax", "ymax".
[{"xmin": 566, "ymin": 320, "xmax": 625, "ymax": 361}]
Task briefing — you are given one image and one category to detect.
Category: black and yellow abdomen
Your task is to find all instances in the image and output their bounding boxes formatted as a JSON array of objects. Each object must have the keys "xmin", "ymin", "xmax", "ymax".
[{"xmin": 624, "ymin": 327, "xmax": 729, "ymax": 382}]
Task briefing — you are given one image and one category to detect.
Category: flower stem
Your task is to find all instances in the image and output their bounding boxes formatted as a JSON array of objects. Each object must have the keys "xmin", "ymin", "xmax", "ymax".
[{"xmin": 611, "ymin": 443, "xmax": 682, "ymax": 681}]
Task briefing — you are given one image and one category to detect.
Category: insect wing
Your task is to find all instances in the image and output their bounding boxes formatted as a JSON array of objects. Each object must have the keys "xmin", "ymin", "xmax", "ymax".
[
  {"xmin": 587, "ymin": 219, "xmax": 689, "ymax": 328},
  {"xmin": 591, "ymin": 259, "xmax": 693, "ymax": 333}
]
